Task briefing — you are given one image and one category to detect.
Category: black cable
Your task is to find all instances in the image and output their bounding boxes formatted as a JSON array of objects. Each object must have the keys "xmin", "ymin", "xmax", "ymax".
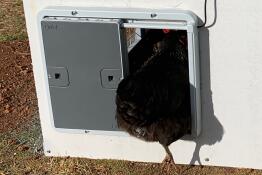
[{"xmin": 198, "ymin": 0, "xmax": 207, "ymax": 28}]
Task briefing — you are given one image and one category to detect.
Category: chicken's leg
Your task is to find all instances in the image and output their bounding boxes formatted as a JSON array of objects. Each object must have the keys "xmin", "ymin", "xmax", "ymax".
[
  {"xmin": 162, "ymin": 145, "xmax": 175, "ymax": 164},
  {"xmin": 161, "ymin": 145, "xmax": 179, "ymax": 174}
]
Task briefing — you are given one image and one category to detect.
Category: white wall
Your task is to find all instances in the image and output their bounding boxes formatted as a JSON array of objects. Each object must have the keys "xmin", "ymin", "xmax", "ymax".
[{"xmin": 23, "ymin": 0, "xmax": 262, "ymax": 169}]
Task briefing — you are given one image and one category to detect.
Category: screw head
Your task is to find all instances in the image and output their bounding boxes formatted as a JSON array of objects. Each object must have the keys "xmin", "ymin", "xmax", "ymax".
[
  {"xmin": 71, "ymin": 10, "xmax": 78, "ymax": 16},
  {"xmin": 205, "ymin": 158, "xmax": 210, "ymax": 162},
  {"xmin": 150, "ymin": 13, "xmax": 157, "ymax": 18}
]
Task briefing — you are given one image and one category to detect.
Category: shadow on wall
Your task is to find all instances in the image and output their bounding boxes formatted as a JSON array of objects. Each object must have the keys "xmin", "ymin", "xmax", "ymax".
[
  {"xmin": 184, "ymin": 0, "xmax": 224, "ymax": 165},
  {"xmin": 189, "ymin": 27, "xmax": 224, "ymax": 165}
]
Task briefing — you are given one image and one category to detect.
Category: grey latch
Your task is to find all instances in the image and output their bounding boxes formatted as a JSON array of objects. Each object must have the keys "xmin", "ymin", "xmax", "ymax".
[
  {"xmin": 47, "ymin": 67, "xmax": 70, "ymax": 87},
  {"xmin": 100, "ymin": 69, "xmax": 122, "ymax": 89}
]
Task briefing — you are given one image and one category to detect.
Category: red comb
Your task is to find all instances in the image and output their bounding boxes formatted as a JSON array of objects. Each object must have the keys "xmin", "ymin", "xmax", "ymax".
[{"xmin": 163, "ymin": 29, "xmax": 170, "ymax": 33}]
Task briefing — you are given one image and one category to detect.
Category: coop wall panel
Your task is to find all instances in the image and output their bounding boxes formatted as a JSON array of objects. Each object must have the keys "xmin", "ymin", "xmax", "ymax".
[{"xmin": 23, "ymin": 0, "xmax": 262, "ymax": 170}]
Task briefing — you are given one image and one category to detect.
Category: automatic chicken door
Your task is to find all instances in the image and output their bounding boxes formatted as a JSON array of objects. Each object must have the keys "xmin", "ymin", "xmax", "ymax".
[{"xmin": 38, "ymin": 7, "xmax": 201, "ymax": 137}]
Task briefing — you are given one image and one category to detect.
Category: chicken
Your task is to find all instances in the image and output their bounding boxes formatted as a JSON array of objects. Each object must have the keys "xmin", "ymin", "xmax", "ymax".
[
  {"xmin": 128, "ymin": 29, "xmax": 166, "ymax": 74},
  {"xmin": 115, "ymin": 30, "xmax": 191, "ymax": 165}
]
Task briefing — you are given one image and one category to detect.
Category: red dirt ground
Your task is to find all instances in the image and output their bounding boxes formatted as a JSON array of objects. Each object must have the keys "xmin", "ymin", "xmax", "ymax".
[{"xmin": 0, "ymin": 41, "xmax": 38, "ymax": 132}]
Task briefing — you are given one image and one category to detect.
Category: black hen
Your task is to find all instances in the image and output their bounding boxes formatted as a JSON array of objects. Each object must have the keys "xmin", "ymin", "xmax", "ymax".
[
  {"xmin": 116, "ymin": 30, "xmax": 191, "ymax": 164},
  {"xmin": 128, "ymin": 29, "xmax": 166, "ymax": 74}
]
